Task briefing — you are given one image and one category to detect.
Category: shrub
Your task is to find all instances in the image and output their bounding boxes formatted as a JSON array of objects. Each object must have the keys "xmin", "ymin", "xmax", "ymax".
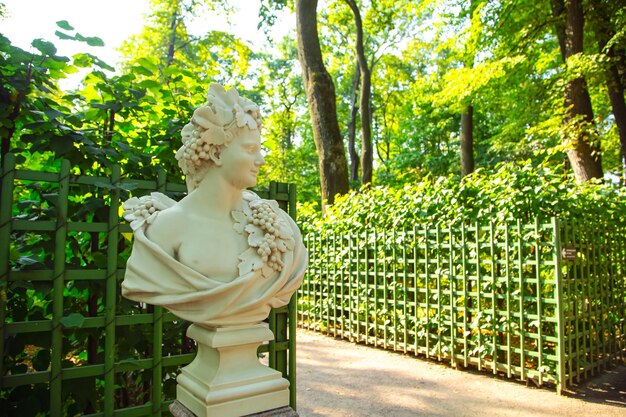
[{"xmin": 299, "ymin": 161, "xmax": 626, "ymax": 234}]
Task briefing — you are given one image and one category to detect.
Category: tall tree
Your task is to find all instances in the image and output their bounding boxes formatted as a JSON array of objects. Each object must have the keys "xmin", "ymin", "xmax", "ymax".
[
  {"xmin": 119, "ymin": 0, "xmax": 249, "ymax": 86},
  {"xmin": 460, "ymin": 0, "xmax": 480, "ymax": 177},
  {"xmin": 255, "ymin": 38, "xmax": 322, "ymax": 203},
  {"xmin": 295, "ymin": 0, "xmax": 350, "ymax": 208},
  {"xmin": 460, "ymin": 105, "xmax": 474, "ymax": 176},
  {"xmin": 347, "ymin": 61, "xmax": 361, "ymax": 182},
  {"xmin": 550, "ymin": 0, "xmax": 603, "ymax": 180},
  {"xmin": 344, "ymin": 0, "xmax": 373, "ymax": 184},
  {"xmin": 589, "ymin": 1, "xmax": 626, "ymax": 182}
]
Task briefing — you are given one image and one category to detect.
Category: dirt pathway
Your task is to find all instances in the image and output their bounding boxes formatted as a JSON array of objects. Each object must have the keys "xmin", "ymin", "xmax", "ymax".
[{"xmin": 295, "ymin": 329, "xmax": 626, "ymax": 417}]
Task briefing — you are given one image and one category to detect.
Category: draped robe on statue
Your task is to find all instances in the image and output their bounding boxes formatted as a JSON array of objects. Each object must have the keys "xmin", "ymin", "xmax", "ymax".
[{"xmin": 121, "ymin": 191, "xmax": 307, "ymax": 327}]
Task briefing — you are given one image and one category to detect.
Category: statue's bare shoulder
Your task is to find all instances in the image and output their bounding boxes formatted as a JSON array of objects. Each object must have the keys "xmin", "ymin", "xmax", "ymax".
[{"xmin": 145, "ymin": 204, "xmax": 187, "ymax": 258}]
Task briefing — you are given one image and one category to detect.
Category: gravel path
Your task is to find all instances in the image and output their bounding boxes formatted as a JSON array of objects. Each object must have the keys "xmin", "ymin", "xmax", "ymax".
[{"xmin": 295, "ymin": 329, "xmax": 626, "ymax": 417}]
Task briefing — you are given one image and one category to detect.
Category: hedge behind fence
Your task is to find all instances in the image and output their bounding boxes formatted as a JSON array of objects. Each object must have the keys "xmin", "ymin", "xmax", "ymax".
[
  {"xmin": 297, "ymin": 164, "xmax": 626, "ymax": 392},
  {"xmin": 297, "ymin": 218, "xmax": 626, "ymax": 392}
]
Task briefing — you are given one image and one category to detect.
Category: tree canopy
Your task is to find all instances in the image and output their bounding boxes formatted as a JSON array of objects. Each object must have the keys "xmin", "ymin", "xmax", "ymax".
[{"xmin": 2, "ymin": 0, "xmax": 626, "ymax": 206}]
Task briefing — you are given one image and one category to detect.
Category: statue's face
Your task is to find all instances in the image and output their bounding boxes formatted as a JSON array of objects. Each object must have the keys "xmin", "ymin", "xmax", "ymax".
[{"xmin": 217, "ymin": 128, "xmax": 265, "ymax": 189}]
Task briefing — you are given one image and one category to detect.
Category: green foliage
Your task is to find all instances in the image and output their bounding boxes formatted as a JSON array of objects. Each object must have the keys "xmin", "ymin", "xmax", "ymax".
[
  {"xmin": 299, "ymin": 213, "xmax": 575, "ymax": 381},
  {"xmin": 300, "ymin": 162, "xmax": 626, "ymax": 235},
  {"xmin": 299, "ymin": 166, "xmax": 626, "ymax": 387},
  {"xmin": 0, "ymin": 20, "xmax": 202, "ymax": 412},
  {"xmin": 253, "ymin": 36, "xmax": 322, "ymax": 203},
  {"xmin": 2, "ymin": 167, "xmax": 189, "ymax": 416},
  {"xmin": 2, "ymin": 0, "xmax": 625, "ymax": 410}
]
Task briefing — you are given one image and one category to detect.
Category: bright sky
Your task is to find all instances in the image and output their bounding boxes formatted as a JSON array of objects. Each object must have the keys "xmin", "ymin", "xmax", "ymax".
[
  {"xmin": 2, "ymin": 0, "xmax": 151, "ymax": 66},
  {"xmin": 1, "ymin": 0, "xmax": 290, "ymax": 71}
]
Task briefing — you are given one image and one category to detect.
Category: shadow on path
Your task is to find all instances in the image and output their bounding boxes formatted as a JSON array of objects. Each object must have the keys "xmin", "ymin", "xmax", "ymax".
[
  {"xmin": 296, "ymin": 329, "xmax": 626, "ymax": 417},
  {"xmin": 564, "ymin": 365, "xmax": 626, "ymax": 407}
]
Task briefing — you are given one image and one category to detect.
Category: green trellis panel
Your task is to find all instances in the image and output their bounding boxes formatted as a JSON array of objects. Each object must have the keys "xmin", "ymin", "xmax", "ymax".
[
  {"xmin": 298, "ymin": 217, "xmax": 626, "ymax": 393},
  {"xmin": 0, "ymin": 153, "xmax": 298, "ymax": 416}
]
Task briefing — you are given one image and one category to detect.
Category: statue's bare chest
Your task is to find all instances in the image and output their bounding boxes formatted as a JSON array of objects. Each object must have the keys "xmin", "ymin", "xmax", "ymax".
[{"xmin": 176, "ymin": 220, "xmax": 247, "ymax": 282}]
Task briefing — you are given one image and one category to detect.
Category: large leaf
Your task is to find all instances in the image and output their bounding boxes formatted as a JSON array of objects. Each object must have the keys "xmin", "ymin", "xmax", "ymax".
[
  {"xmin": 55, "ymin": 30, "xmax": 75, "ymax": 41},
  {"xmin": 85, "ymin": 36, "xmax": 105, "ymax": 47},
  {"xmin": 49, "ymin": 136, "xmax": 74, "ymax": 157},
  {"xmin": 56, "ymin": 20, "xmax": 74, "ymax": 30},
  {"xmin": 32, "ymin": 349, "xmax": 51, "ymax": 371},
  {"xmin": 61, "ymin": 313, "xmax": 86, "ymax": 329},
  {"xmin": 31, "ymin": 39, "xmax": 57, "ymax": 56},
  {"xmin": 74, "ymin": 33, "xmax": 105, "ymax": 47},
  {"xmin": 17, "ymin": 255, "xmax": 43, "ymax": 266}
]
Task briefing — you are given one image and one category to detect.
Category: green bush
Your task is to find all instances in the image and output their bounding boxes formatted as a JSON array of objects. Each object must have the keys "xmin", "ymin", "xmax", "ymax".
[{"xmin": 299, "ymin": 161, "xmax": 626, "ymax": 234}]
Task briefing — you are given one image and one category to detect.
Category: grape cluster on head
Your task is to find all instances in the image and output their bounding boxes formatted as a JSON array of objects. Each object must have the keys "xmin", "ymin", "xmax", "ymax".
[
  {"xmin": 175, "ymin": 84, "xmax": 264, "ymax": 193},
  {"xmin": 251, "ymin": 203, "xmax": 285, "ymax": 272},
  {"xmin": 182, "ymin": 128, "xmax": 218, "ymax": 168},
  {"xmin": 184, "ymin": 129, "xmax": 211, "ymax": 165}
]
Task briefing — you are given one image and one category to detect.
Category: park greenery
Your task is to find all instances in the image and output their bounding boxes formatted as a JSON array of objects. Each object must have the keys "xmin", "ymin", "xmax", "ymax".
[
  {"xmin": 1, "ymin": 0, "xmax": 625, "ymax": 207},
  {"xmin": 2, "ymin": 1, "xmax": 626, "ymax": 415},
  {"xmin": 299, "ymin": 162, "xmax": 626, "ymax": 236}
]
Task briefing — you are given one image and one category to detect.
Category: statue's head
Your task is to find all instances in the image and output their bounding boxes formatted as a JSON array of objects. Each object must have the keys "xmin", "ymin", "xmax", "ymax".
[{"xmin": 176, "ymin": 84, "xmax": 263, "ymax": 191}]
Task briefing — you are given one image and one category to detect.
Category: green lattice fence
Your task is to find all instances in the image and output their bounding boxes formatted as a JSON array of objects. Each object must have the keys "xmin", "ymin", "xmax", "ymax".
[
  {"xmin": 558, "ymin": 221, "xmax": 626, "ymax": 387},
  {"xmin": 298, "ymin": 218, "xmax": 626, "ymax": 393},
  {"xmin": 0, "ymin": 153, "xmax": 298, "ymax": 416}
]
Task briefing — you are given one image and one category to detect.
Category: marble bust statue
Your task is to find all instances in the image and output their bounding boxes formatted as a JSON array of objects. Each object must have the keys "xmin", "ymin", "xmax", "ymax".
[{"xmin": 120, "ymin": 84, "xmax": 307, "ymax": 328}]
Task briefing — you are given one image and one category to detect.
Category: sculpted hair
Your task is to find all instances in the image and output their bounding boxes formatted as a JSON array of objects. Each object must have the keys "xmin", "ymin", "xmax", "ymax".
[{"xmin": 176, "ymin": 84, "xmax": 262, "ymax": 191}]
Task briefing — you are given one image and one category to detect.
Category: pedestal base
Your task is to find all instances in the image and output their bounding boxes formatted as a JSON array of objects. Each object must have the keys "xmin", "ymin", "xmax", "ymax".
[
  {"xmin": 170, "ymin": 401, "xmax": 298, "ymax": 417},
  {"xmin": 176, "ymin": 324, "xmax": 290, "ymax": 417}
]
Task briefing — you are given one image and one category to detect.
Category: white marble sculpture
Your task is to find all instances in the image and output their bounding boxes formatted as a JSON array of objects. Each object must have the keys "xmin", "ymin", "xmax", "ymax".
[{"xmin": 121, "ymin": 84, "xmax": 307, "ymax": 417}]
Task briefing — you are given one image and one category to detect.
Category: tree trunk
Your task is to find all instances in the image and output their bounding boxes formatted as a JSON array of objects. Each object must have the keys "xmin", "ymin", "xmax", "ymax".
[
  {"xmin": 551, "ymin": 0, "xmax": 603, "ymax": 180},
  {"xmin": 603, "ymin": 46, "xmax": 626, "ymax": 183},
  {"xmin": 166, "ymin": 7, "xmax": 179, "ymax": 67},
  {"xmin": 593, "ymin": 5, "xmax": 626, "ymax": 183},
  {"xmin": 345, "ymin": 0, "xmax": 373, "ymax": 185},
  {"xmin": 295, "ymin": 0, "xmax": 350, "ymax": 209},
  {"xmin": 348, "ymin": 61, "xmax": 360, "ymax": 183},
  {"xmin": 461, "ymin": 0, "xmax": 477, "ymax": 177},
  {"xmin": 461, "ymin": 106, "xmax": 474, "ymax": 176}
]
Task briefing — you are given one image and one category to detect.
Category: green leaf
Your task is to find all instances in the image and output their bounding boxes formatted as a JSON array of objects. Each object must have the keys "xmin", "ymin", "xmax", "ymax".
[
  {"xmin": 61, "ymin": 313, "xmax": 86, "ymax": 329},
  {"xmin": 32, "ymin": 39, "xmax": 57, "ymax": 56},
  {"xmin": 120, "ymin": 183, "xmax": 139, "ymax": 191},
  {"xmin": 32, "ymin": 349, "xmax": 51, "ymax": 371},
  {"xmin": 17, "ymin": 200, "xmax": 39, "ymax": 210},
  {"xmin": 43, "ymin": 108, "xmax": 65, "ymax": 119},
  {"xmin": 73, "ymin": 53, "xmax": 93, "ymax": 68},
  {"xmin": 133, "ymin": 65, "xmax": 153, "ymax": 76},
  {"xmin": 92, "ymin": 252, "xmax": 107, "ymax": 268},
  {"xmin": 94, "ymin": 181, "xmax": 113, "ymax": 190},
  {"xmin": 137, "ymin": 79, "xmax": 161, "ymax": 89},
  {"xmin": 137, "ymin": 57, "xmax": 158, "ymax": 71},
  {"xmin": 117, "ymin": 358, "xmax": 143, "ymax": 370},
  {"xmin": 42, "ymin": 193, "xmax": 59, "ymax": 207},
  {"xmin": 114, "ymin": 141, "xmax": 131, "ymax": 152},
  {"xmin": 55, "ymin": 30, "xmax": 75, "ymax": 41},
  {"xmin": 17, "ymin": 255, "xmax": 43, "ymax": 266},
  {"xmin": 92, "ymin": 56, "xmax": 115, "ymax": 71},
  {"xmin": 56, "ymin": 20, "xmax": 74, "ymax": 30},
  {"xmin": 50, "ymin": 136, "xmax": 74, "ymax": 157},
  {"xmin": 83, "ymin": 198, "xmax": 105, "ymax": 212},
  {"xmin": 163, "ymin": 66, "xmax": 181, "ymax": 77},
  {"xmin": 85, "ymin": 36, "xmax": 105, "ymax": 47}
]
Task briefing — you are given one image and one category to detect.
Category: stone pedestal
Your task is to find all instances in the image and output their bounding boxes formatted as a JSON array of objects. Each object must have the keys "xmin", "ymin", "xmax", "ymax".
[
  {"xmin": 170, "ymin": 401, "xmax": 298, "ymax": 417},
  {"xmin": 175, "ymin": 324, "xmax": 290, "ymax": 417}
]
